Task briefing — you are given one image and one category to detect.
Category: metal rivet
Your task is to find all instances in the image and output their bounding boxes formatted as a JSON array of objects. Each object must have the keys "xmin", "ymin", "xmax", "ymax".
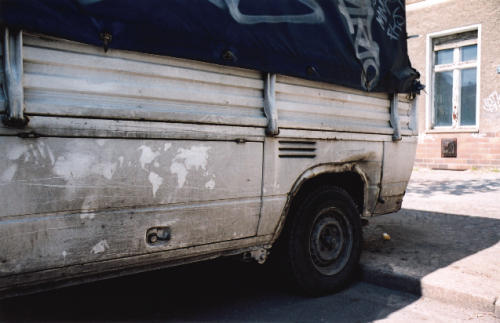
[
  {"xmin": 99, "ymin": 31, "xmax": 113, "ymax": 53},
  {"xmin": 307, "ymin": 66, "xmax": 320, "ymax": 76},
  {"xmin": 222, "ymin": 51, "xmax": 237, "ymax": 61}
]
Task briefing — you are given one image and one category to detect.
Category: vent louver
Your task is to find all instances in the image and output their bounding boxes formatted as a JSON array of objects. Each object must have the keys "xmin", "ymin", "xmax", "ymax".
[{"xmin": 278, "ymin": 141, "xmax": 317, "ymax": 158}]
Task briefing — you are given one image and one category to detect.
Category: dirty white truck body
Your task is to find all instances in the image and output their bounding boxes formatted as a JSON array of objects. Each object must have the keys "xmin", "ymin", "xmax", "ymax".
[{"xmin": 0, "ymin": 31, "xmax": 418, "ymax": 297}]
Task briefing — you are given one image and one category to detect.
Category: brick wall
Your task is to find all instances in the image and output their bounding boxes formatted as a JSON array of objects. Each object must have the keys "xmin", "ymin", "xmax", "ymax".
[{"xmin": 414, "ymin": 133, "xmax": 500, "ymax": 170}]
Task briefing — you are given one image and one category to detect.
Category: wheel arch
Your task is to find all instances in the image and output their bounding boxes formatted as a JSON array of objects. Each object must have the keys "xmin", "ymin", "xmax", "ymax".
[{"xmin": 271, "ymin": 163, "xmax": 368, "ymax": 243}]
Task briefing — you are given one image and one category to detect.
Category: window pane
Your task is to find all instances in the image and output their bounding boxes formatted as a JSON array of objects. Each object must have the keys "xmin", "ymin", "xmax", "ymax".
[
  {"xmin": 460, "ymin": 68, "xmax": 477, "ymax": 126},
  {"xmin": 435, "ymin": 49, "xmax": 453, "ymax": 65},
  {"xmin": 435, "ymin": 71, "xmax": 453, "ymax": 127},
  {"xmin": 460, "ymin": 45, "xmax": 477, "ymax": 62}
]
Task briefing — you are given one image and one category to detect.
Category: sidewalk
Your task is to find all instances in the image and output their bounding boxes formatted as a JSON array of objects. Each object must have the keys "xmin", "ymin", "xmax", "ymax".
[{"xmin": 360, "ymin": 169, "xmax": 500, "ymax": 316}]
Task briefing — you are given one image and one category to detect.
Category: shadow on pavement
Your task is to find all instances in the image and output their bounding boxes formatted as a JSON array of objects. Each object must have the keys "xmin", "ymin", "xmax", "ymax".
[
  {"xmin": 1, "ymin": 209, "xmax": 499, "ymax": 322},
  {"xmin": 0, "ymin": 256, "xmax": 419, "ymax": 322},
  {"xmin": 363, "ymin": 208, "xmax": 500, "ymax": 275},
  {"xmin": 361, "ymin": 208, "xmax": 500, "ymax": 295}
]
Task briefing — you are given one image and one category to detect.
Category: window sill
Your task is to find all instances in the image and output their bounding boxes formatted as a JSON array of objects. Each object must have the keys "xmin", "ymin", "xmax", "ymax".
[{"xmin": 426, "ymin": 128, "xmax": 479, "ymax": 134}]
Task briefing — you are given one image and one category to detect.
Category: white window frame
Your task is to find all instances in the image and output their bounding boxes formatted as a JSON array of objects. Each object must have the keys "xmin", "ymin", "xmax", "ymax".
[{"xmin": 425, "ymin": 24, "xmax": 481, "ymax": 133}]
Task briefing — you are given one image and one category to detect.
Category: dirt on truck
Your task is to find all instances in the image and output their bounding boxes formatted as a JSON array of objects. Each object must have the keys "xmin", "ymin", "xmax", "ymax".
[{"xmin": 0, "ymin": 0, "xmax": 422, "ymax": 298}]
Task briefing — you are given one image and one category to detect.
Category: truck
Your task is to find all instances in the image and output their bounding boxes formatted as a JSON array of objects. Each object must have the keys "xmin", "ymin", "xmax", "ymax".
[{"xmin": 0, "ymin": 0, "xmax": 422, "ymax": 298}]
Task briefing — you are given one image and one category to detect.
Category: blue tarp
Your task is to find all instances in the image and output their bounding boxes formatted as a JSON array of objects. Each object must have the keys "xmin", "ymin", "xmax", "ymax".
[{"xmin": 0, "ymin": 0, "xmax": 422, "ymax": 93}]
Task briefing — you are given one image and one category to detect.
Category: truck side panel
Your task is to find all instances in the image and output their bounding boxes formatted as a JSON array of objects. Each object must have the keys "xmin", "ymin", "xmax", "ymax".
[
  {"xmin": 0, "ymin": 35, "xmax": 5, "ymax": 113},
  {"xmin": 257, "ymin": 137, "xmax": 383, "ymax": 237},
  {"xmin": 0, "ymin": 137, "xmax": 263, "ymax": 276},
  {"xmin": 21, "ymin": 34, "xmax": 266, "ymax": 127},
  {"xmin": 0, "ymin": 32, "xmax": 418, "ymax": 296},
  {"xmin": 276, "ymin": 76, "xmax": 414, "ymax": 136},
  {"xmin": 373, "ymin": 138, "xmax": 418, "ymax": 215}
]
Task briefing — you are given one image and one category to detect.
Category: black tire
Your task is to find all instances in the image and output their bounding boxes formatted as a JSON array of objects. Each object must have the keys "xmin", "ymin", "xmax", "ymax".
[{"xmin": 279, "ymin": 186, "xmax": 362, "ymax": 296}]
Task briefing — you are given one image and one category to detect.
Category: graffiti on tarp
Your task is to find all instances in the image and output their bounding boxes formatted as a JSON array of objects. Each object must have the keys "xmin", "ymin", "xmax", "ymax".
[
  {"xmin": 78, "ymin": 0, "xmax": 327, "ymax": 23},
  {"xmin": 375, "ymin": 0, "xmax": 406, "ymax": 40},
  {"xmin": 483, "ymin": 91, "xmax": 500, "ymax": 113},
  {"xmin": 338, "ymin": 0, "xmax": 380, "ymax": 90},
  {"xmin": 208, "ymin": 0, "xmax": 325, "ymax": 24}
]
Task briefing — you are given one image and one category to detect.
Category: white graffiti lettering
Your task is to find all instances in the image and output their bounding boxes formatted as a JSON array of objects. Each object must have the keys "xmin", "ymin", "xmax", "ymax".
[
  {"xmin": 483, "ymin": 91, "xmax": 500, "ymax": 113},
  {"xmin": 338, "ymin": 0, "xmax": 380, "ymax": 90},
  {"xmin": 80, "ymin": 0, "xmax": 325, "ymax": 24},
  {"xmin": 208, "ymin": 0, "xmax": 324, "ymax": 24},
  {"xmin": 375, "ymin": 0, "xmax": 405, "ymax": 41},
  {"xmin": 387, "ymin": 7, "xmax": 405, "ymax": 40},
  {"xmin": 375, "ymin": 0, "xmax": 390, "ymax": 29}
]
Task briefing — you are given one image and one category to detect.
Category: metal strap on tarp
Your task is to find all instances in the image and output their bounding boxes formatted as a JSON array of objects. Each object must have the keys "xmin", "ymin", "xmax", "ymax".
[
  {"xmin": 264, "ymin": 73, "xmax": 279, "ymax": 136},
  {"xmin": 2, "ymin": 27, "xmax": 28, "ymax": 127},
  {"xmin": 408, "ymin": 95, "xmax": 418, "ymax": 136},
  {"xmin": 390, "ymin": 93, "xmax": 401, "ymax": 141}
]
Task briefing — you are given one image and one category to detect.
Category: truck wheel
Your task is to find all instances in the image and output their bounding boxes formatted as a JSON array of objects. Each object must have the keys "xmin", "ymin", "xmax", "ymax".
[{"xmin": 282, "ymin": 186, "xmax": 362, "ymax": 296}]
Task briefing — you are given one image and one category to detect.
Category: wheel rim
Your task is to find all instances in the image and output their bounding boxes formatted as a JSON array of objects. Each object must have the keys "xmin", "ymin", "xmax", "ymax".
[{"xmin": 309, "ymin": 206, "xmax": 353, "ymax": 275}]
